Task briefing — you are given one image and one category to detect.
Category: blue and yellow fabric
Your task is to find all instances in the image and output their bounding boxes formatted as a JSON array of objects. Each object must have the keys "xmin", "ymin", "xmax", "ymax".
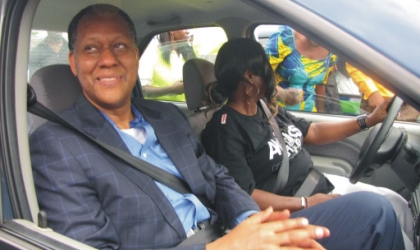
[{"xmin": 265, "ymin": 25, "xmax": 336, "ymax": 112}]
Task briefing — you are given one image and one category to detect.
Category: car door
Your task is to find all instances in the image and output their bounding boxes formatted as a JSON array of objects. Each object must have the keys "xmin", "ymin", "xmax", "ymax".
[{"xmin": 0, "ymin": 0, "xmax": 100, "ymax": 248}]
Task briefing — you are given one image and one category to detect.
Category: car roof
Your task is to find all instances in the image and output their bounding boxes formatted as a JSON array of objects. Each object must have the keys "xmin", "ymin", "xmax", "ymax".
[{"xmin": 32, "ymin": 0, "xmax": 277, "ymax": 37}]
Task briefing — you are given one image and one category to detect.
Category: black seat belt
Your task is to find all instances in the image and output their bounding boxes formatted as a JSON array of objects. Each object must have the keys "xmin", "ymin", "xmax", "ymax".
[{"xmin": 259, "ymin": 100, "xmax": 289, "ymax": 195}]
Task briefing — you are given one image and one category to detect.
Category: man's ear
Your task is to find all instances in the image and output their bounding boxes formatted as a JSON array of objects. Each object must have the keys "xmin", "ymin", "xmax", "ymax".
[{"xmin": 68, "ymin": 52, "xmax": 77, "ymax": 76}]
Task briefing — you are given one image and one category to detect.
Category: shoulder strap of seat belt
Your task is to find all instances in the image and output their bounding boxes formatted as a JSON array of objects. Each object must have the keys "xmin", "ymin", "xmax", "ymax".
[
  {"xmin": 27, "ymin": 84, "xmax": 214, "ymax": 207},
  {"xmin": 258, "ymin": 100, "xmax": 289, "ymax": 195}
]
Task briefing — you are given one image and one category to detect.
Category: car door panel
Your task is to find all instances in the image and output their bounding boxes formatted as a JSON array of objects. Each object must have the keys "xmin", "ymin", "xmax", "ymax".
[
  {"xmin": 310, "ymin": 155, "xmax": 353, "ymax": 177},
  {"xmin": 0, "ymin": 220, "xmax": 96, "ymax": 250},
  {"xmin": 296, "ymin": 111, "xmax": 415, "ymax": 197},
  {"xmin": 305, "ymin": 140, "xmax": 360, "ymax": 177}
]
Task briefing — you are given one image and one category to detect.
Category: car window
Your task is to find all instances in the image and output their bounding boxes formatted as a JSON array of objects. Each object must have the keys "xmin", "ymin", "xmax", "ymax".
[
  {"xmin": 28, "ymin": 30, "xmax": 70, "ymax": 81},
  {"xmin": 254, "ymin": 24, "xmax": 420, "ymax": 122},
  {"xmin": 138, "ymin": 27, "xmax": 227, "ymax": 103}
]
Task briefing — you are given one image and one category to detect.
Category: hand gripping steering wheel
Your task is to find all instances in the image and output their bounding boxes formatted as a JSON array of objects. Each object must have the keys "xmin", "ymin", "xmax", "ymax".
[{"xmin": 349, "ymin": 96, "xmax": 404, "ymax": 184}]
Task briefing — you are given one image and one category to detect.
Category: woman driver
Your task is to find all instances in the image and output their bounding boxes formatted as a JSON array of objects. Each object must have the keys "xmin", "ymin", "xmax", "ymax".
[{"xmin": 202, "ymin": 38, "xmax": 413, "ymax": 247}]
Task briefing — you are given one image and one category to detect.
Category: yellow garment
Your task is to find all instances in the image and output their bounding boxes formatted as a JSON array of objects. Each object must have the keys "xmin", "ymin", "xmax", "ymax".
[
  {"xmin": 140, "ymin": 44, "xmax": 186, "ymax": 102},
  {"xmin": 148, "ymin": 50, "xmax": 186, "ymax": 102},
  {"xmin": 346, "ymin": 63, "xmax": 394, "ymax": 99}
]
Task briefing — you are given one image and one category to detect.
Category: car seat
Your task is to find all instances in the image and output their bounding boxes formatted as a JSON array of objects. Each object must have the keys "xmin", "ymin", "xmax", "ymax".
[
  {"xmin": 183, "ymin": 58, "xmax": 219, "ymax": 143},
  {"xmin": 28, "ymin": 64, "xmax": 82, "ymax": 133}
]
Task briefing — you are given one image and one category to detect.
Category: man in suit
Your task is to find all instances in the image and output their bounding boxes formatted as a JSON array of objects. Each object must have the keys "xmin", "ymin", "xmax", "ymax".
[{"xmin": 30, "ymin": 4, "xmax": 404, "ymax": 250}]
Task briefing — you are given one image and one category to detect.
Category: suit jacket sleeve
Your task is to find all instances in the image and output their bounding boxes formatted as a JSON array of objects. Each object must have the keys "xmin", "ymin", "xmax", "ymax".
[{"xmin": 30, "ymin": 126, "xmax": 121, "ymax": 249}]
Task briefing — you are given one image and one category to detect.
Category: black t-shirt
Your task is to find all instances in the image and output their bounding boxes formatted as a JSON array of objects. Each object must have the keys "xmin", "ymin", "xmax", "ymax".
[{"xmin": 202, "ymin": 105, "xmax": 334, "ymax": 196}]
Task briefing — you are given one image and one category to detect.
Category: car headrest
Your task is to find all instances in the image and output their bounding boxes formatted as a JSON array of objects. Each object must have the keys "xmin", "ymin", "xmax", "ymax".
[
  {"xmin": 183, "ymin": 58, "xmax": 216, "ymax": 110},
  {"xmin": 29, "ymin": 64, "xmax": 82, "ymax": 113},
  {"xmin": 28, "ymin": 64, "xmax": 82, "ymax": 132}
]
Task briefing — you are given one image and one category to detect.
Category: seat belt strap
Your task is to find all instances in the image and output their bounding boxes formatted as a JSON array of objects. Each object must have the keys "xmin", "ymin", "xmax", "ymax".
[
  {"xmin": 259, "ymin": 100, "xmax": 289, "ymax": 195},
  {"xmin": 294, "ymin": 169, "xmax": 322, "ymax": 197},
  {"xmin": 177, "ymin": 221, "xmax": 224, "ymax": 246}
]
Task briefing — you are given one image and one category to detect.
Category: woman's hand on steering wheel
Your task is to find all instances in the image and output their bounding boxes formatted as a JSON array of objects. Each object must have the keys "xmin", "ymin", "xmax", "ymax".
[
  {"xmin": 349, "ymin": 96, "xmax": 404, "ymax": 184},
  {"xmin": 366, "ymin": 98, "xmax": 391, "ymax": 127}
]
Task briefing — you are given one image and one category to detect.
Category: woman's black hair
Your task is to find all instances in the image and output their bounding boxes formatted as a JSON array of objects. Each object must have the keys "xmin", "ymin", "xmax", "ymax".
[
  {"xmin": 68, "ymin": 4, "xmax": 137, "ymax": 52},
  {"xmin": 205, "ymin": 38, "xmax": 278, "ymax": 114}
]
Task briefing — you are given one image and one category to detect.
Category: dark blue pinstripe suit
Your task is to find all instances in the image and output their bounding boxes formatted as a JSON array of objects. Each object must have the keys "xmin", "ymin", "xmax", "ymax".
[{"xmin": 30, "ymin": 95, "xmax": 259, "ymax": 250}]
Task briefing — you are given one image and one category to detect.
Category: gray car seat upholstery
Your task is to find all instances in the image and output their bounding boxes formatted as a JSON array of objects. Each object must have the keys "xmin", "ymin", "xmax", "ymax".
[
  {"xmin": 183, "ymin": 58, "xmax": 218, "ymax": 143},
  {"xmin": 29, "ymin": 60, "xmax": 217, "ymax": 143},
  {"xmin": 28, "ymin": 64, "xmax": 82, "ymax": 133}
]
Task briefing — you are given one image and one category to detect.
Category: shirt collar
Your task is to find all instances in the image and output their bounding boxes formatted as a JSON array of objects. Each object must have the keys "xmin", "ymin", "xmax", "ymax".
[
  {"xmin": 101, "ymin": 104, "xmax": 145, "ymax": 129},
  {"xmin": 129, "ymin": 105, "xmax": 147, "ymax": 128}
]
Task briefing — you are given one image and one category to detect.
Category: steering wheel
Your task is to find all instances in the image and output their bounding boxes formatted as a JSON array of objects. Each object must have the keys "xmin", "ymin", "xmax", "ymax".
[{"xmin": 349, "ymin": 96, "xmax": 404, "ymax": 184}]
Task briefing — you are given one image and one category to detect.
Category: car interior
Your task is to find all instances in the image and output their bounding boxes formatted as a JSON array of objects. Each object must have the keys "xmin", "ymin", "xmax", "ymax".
[{"xmin": 1, "ymin": 0, "xmax": 420, "ymax": 249}]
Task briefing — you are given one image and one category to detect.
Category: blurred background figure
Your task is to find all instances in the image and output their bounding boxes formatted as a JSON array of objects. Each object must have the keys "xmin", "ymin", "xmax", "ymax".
[
  {"xmin": 139, "ymin": 29, "xmax": 196, "ymax": 102},
  {"xmin": 265, "ymin": 25, "xmax": 336, "ymax": 113},
  {"xmin": 28, "ymin": 31, "xmax": 69, "ymax": 78},
  {"xmin": 323, "ymin": 65, "xmax": 343, "ymax": 115},
  {"xmin": 336, "ymin": 59, "xmax": 420, "ymax": 121}
]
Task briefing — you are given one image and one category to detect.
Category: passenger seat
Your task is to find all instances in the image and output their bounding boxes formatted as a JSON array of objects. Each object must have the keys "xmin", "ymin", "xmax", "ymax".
[
  {"xmin": 28, "ymin": 64, "xmax": 82, "ymax": 133},
  {"xmin": 183, "ymin": 58, "xmax": 218, "ymax": 143}
]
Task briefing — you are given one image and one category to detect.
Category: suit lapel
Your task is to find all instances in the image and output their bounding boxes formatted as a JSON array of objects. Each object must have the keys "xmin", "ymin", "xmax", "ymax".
[{"xmin": 73, "ymin": 96, "xmax": 187, "ymax": 239}]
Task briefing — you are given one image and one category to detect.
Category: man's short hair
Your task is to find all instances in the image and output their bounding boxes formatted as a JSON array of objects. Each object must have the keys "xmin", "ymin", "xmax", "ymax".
[{"xmin": 67, "ymin": 4, "xmax": 137, "ymax": 52}]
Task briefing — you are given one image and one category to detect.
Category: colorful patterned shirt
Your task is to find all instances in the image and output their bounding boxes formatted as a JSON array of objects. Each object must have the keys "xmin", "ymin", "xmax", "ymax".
[{"xmin": 265, "ymin": 25, "xmax": 336, "ymax": 112}]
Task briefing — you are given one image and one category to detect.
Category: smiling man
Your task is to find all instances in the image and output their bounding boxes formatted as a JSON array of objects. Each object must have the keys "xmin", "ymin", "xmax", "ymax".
[{"xmin": 29, "ymin": 4, "xmax": 404, "ymax": 250}]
